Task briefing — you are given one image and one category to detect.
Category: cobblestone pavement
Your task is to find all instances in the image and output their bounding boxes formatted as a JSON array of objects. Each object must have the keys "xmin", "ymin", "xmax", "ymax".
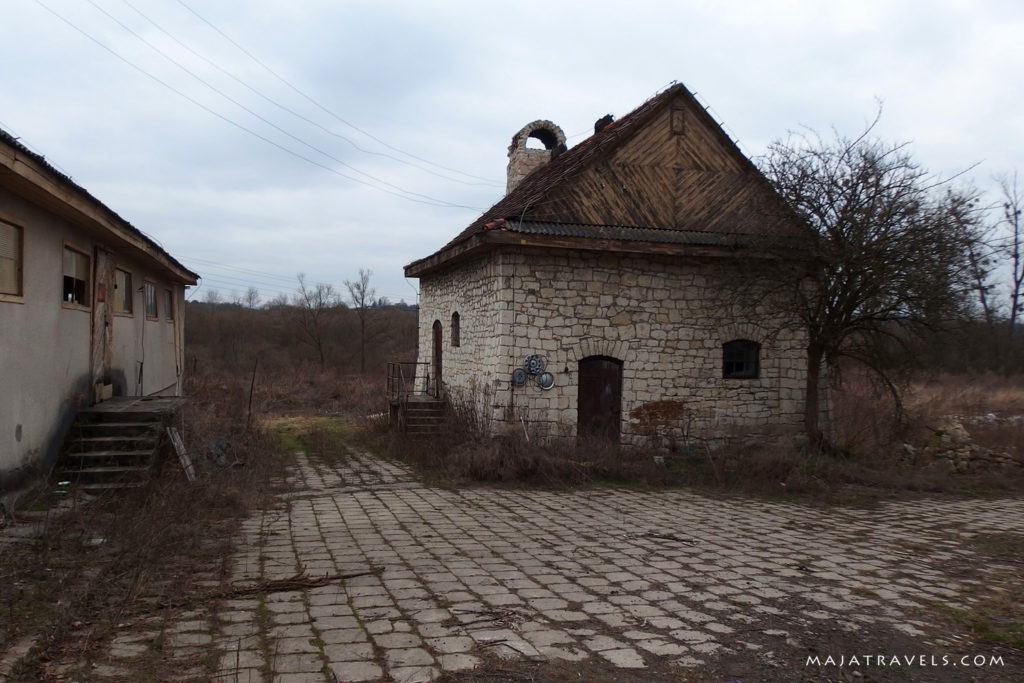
[{"xmin": 157, "ymin": 449, "xmax": 1023, "ymax": 682}]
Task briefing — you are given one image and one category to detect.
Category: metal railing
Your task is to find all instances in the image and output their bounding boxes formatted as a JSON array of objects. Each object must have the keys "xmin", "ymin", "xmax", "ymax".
[{"xmin": 387, "ymin": 362, "xmax": 429, "ymax": 404}]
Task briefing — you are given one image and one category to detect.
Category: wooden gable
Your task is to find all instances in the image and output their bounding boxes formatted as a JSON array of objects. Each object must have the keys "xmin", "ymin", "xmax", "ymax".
[
  {"xmin": 406, "ymin": 84, "xmax": 805, "ymax": 278},
  {"xmin": 528, "ymin": 89, "xmax": 773, "ymax": 236}
]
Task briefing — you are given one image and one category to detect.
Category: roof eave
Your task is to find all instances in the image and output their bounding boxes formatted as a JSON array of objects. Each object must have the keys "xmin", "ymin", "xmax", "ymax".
[
  {"xmin": 405, "ymin": 229, "xmax": 803, "ymax": 279},
  {"xmin": 0, "ymin": 136, "xmax": 199, "ymax": 285}
]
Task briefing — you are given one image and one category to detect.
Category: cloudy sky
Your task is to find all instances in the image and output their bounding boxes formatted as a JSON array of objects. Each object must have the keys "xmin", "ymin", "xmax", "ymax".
[{"xmin": 2, "ymin": 0, "xmax": 1022, "ymax": 305}]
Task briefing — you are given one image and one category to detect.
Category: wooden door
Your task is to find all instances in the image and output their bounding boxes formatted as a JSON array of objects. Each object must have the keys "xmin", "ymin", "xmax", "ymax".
[
  {"xmin": 431, "ymin": 320, "xmax": 443, "ymax": 398},
  {"xmin": 90, "ymin": 247, "xmax": 113, "ymax": 402},
  {"xmin": 577, "ymin": 356, "xmax": 622, "ymax": 442}
]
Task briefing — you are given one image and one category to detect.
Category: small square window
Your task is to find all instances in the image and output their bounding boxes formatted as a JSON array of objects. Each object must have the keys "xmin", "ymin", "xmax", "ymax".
[
  {"xmin": 0, "ymin": 219, "xmax": 22, "ymax": 297},
  {"xmin": 723, "ymin": 339, "xmax": 760, "ymax": 379},
  {"xmin": 62, "ymin": 244, "xmax": 90, "ymax": 307},
  {"xmin": 144, "ymin": 282, "xmax": 158, "ymax": 318},
  {"xmin": 114, "ymin": 269, "xmax": 133, "ymax": 314}
]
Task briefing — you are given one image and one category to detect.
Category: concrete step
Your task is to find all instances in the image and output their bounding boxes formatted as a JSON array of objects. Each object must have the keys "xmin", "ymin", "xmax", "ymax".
[{"xmin": 60, "ymin": 409, "xmax": 166, "ymax": 490}]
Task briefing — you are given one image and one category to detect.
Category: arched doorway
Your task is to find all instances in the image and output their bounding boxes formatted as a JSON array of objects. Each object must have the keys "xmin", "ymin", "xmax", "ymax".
[
  {"xmin": 431, "ymin": 320, "xmax": 443, "ymax": 398},
  {"xmin": 577, "ymin": 356, "xmax": 622, "ymax": 442}
]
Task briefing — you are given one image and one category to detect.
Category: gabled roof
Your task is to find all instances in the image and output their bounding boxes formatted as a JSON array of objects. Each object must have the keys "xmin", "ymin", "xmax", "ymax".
[
  {"xmin": 0, "ymin": 127, "xmax": 198, "ymax": 285},
  {"xmin": 406, "ymin": 83, "xmax": 806, "ymax": 278}
]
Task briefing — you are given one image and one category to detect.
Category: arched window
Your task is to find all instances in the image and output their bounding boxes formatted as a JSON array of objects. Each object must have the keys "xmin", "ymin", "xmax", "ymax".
[
  {"xmin": 723, "ymin": 339, "xmax": 759, "ymax": 379},
  {"xmin": 451, "ymin": 312, "xmax": 460, "ymax": 347}
]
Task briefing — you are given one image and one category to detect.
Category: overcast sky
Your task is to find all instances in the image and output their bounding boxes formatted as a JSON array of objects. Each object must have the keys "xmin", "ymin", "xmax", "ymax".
[{"xmin": 2, "ymin": 0, "xmax": 1022, "ymax": 305}]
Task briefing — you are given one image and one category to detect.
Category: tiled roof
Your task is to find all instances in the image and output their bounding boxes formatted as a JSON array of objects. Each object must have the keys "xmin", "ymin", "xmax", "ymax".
[
  {"xmin": 441, "ymin": 85, "xmax": 682, "ymax": 252},
  {"xmin": 407, "ymin": 83, "xmax": 805, "ymax": 276}
]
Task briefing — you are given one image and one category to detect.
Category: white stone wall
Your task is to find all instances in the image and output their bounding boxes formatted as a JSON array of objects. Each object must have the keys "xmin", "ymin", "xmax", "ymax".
[
  {"xmin": 416, "ymin": 255, "xmax": 506, "ymax": 422},
  {"xmin": 417, "ymin": 247, "xmax": 823, "ymax": 445}
]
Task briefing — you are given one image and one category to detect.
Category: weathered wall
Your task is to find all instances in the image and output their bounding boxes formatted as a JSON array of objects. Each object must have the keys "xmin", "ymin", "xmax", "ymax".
[
  {"xmin": 506, "ymin": 121, "xmax": 566, "ymax": 194},
  {"xmin": 0, "ymin": 186, "xmax": 186, "ymax": 500},
  {"xmin": 109, "ymin": 253, "xmax": 185, "ymax": 396},
  {"xmin": 417, "ymin": 246, "xmax": 825, "ymax": 446},
  {"xmin": 416, "ymin": 255, "xmax": 505, "ymax": 420}
]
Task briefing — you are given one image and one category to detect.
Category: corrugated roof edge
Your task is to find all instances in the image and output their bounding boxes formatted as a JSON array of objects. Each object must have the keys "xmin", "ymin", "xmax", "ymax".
[
  {"xmin": 0, "ymin": 127, "xmax": 198, "ymax": 284},
  {"xmin": 509, "ymin": 220, "xmax": 797, "ymax": 247}
]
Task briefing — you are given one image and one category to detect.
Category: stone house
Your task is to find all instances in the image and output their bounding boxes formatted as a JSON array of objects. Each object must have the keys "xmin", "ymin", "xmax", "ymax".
[
  {"xmin": 0, "ymin": 127, "xmax": 198, "ymax": 501},
  {"xmin": 402, "ymin": 83, "xmax": 821, "ymax": 446}
]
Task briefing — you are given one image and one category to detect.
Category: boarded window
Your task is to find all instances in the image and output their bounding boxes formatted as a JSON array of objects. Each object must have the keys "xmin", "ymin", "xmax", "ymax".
[
  {"xmin": 0, "ymin": 220, "xmax": 21, "ymax": 296},
  {"xmin": 62, "ymin": 245, "xmax": 90, "ymax": 306},
  {"xmin": 114, "ymin": 269, "xmax": 133, "ymax": 314},
  {"xmin": 723, "ymin": 339, "xmax": 760, "ymax": 379},
  {"xmin": 144, "ymin": 282, "xmax": 157, "ymax": 318},
  {"xmin": 451, "ymin": 312, "xmax": 460, "ymax": 347},
  {"xmin": 164, "ymin": 288, "xmax": 174, "ymax": 320}
]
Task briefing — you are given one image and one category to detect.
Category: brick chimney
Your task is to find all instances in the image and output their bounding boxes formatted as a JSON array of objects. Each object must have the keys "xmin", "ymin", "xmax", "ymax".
[{"xmin": 506, "ymin": 120, "xmax": 566, "ymax": 194}]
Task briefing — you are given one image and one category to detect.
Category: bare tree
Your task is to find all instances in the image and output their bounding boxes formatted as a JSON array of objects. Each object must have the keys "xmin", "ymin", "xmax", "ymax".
[
  {"xmin": 243, "ymin": 286, "xmax": 261, "ymax": 309},
  {"xmin": 345, "ymin": 269, "xmax": 376, "ymax": 374},
  {"xmin": 760, "ymin": 118, "xmax": 985, "ymax": 445},
  {"xmin": 294, "ymin": 273, "xmax": 340, "ymax": 367},
  {"xmin": 203, "ymin": 288, "xmax": 223, "ymax": 305},
  {"xmin": 997, "ymin": 172, "xmax": 1024, "ymax": 338}
]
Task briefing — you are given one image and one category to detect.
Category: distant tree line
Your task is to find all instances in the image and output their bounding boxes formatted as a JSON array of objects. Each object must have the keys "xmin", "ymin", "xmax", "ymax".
[{"xmin": 186, "ymin": 270, "xmax": 418, "ymax": 377}]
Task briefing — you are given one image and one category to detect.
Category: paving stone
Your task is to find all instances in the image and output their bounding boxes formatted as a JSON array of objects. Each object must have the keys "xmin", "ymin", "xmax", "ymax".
[
  {"xmin": 269, "ymin": 652, "xmax": 323, "ymax": 674},
  {"xmin": 389, "ymin": 665, "xmax": 438, "ymax": 683},
  {"xmin": 437, "ymin": 653, "xmax": 480, "ymax": 672},
  {"xmin": 598, "ymin": 647, "xmax": 647, "ymax": 668},
  {"xmin": 329, "ymin": 660, "xmax": 383, "ymax": 681},
  {"xmin": 321, "ymin": 628, "xmax": 368, "ymax": 645},
  {"xmin": 374, "ymin": 632, "xmax": 422, "ymax": 649},
  {"xmin": 273, "ymin": 636, "xmax": 321, "ymax": 655},
  {"xmin": 323, "ymin": 641, "xmax": 375, "ymax": 662},
  {"xmin": 386, "ymin": 646, "xmax": 435, "ymax": 667},
  {"xmin": 189, "ymin": 451, "xmax": 1024, "ymax": 682},
  {"xmin": 167, "ymin": 631, "xmax": 213, "ymax": 647},
  {"xmin": 217, "ymin": 648, "xmax": 265, "ymax": 670}
]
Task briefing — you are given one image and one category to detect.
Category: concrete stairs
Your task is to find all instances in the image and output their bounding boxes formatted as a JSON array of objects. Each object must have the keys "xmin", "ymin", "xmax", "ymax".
[
  {"xmin": 402, "ymin": 397, "xmax": 446, "ymax": 437},
  {"xmin": 59, "ymin": 412, "xmax": 163, "ymax": 491}
]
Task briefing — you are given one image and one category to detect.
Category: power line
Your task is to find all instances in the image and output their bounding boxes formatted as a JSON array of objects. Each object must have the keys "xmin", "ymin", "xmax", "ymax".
[
  {"xmin": 119, "ymin": 0, "xmax": 501, "ymax": 189},
  {"xmin": 35, "ymin": 0, "xmax": 485, "ymax": 211},
  {"xmin": 80, "ymin": 0, "xmax": 484, "ymax": 209},
  {"xmin": 175, "ymin": 0, "xmax": 501, "ymax": 185}
]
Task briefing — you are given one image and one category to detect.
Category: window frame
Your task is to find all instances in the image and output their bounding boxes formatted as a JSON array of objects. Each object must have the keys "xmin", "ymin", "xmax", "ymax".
[
  {"xmin": 0, "ymin": 216, "xmax": 24, "ymax": 302},
  {"xmin": 163, "ymin": 288, "xmax": 174, "ymax": 321},
  {"xmin": 143, "ymin": 281, "xmax": 158, "ymax": 319},
  {"xmin": 451, "ymin": 311, "xmax": 460, "ymax": 347},
  {"xmin": 62, "ymin": 242, "xmax": 91, "ymax": 310},
  {"xmin": 113, "ymin": 268, "xmax": 133, "ymax": 315},
  {"xmin": 722, "ymin": 339, "xmax": 760, "ymax": 380}
]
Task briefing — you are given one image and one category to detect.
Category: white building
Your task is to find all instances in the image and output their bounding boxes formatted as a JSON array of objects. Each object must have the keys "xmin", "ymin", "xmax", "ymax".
[{"xmin": 1, "ymin": 128, "xmax": 197, "ymax": 503}]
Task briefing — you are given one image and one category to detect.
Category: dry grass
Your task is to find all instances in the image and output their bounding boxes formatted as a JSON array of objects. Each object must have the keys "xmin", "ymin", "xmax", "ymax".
[
  {"xmin": 833, "ymin": 370, "xmax": 1024, "ymax": 462},
  {"xmin": 367, "ymin": 371, "xmax": 1024, "ymax": 502},
  {"xmin": 903, "ymin": 372, "xmax": 1024, "ymax": 418},
  {"xmin": 0, "ymin": 366, "xmax": 291, "ymax": 681}
]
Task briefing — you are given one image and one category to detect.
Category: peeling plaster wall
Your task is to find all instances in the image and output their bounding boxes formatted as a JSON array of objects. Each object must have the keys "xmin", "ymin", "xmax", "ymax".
[
  {"xmin": 0, "ymin": 186, "xmax": 186, "ymax": 500},
  {"xmin": 417, "ymin": 247, "xmax": 827, "ymax": 446}
]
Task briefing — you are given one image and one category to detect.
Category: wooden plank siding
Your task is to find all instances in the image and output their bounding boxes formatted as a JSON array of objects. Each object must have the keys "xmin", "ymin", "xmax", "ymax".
[
  {"xmin": 529, "ymin": 100, "xmax": 766, "ymax": 235},
  {"xmin": 406, "ymin": 83, "xmax": 807, "ymax": 279}
]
